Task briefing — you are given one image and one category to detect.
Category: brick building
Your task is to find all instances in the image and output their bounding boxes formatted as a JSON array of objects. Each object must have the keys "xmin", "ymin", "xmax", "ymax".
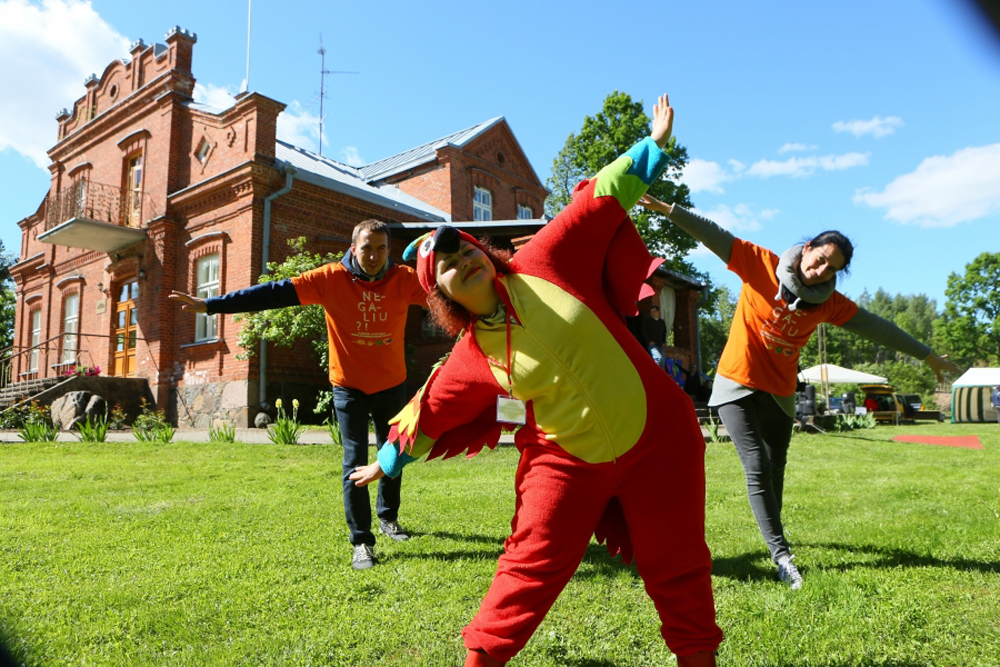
[{"xmin": 4, "ymin": 27, "xmax": 703, "ymax": 427}]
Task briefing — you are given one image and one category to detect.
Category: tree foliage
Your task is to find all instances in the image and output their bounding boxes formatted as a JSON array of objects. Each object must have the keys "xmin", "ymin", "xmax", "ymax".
[
  {"xmin": 544, "ymin": 91, "xmax": 698, "ymax": 274},
  {"xmin": 935, "ymin": 252, "xmax": 1000, "ymax": 367}
]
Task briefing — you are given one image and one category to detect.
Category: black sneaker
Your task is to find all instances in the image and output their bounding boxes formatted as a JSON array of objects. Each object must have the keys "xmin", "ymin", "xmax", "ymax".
[
  {"xmin": 379, "ymin": 519, "xmax": 410, "ymax": 541},
  {"xmin": 352, "ymin": 544, "xmax": 376, "ymax": 570}
]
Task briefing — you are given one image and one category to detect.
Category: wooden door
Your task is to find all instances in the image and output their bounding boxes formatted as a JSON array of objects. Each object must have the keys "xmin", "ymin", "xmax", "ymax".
[{"xmin": 113, "ymin": 280, "xmax": 138, "ymax": 377}]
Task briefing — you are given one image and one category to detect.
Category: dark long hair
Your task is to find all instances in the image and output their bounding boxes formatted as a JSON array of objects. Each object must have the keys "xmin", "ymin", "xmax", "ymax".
[
  {"xmin": 426, "ymin": 238, "xmax": 513, "ymax": 336},
  {"xmin": 805, "ymin": 230, "xmax": 854, "ymax": 275}
]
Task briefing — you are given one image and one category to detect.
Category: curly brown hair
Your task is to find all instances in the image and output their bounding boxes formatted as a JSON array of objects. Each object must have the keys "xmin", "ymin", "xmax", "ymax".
[{"xmin": 426, "ymin": 238, "xmax": 513, "ymax": 336}]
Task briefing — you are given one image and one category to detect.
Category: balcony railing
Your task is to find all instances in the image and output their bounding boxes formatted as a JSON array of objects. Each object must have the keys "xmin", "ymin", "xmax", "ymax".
[
  {"xmin": 45, "ymin": 180, "xmax": 157, "ymax": 231},
  {"xmin": 39, "ymin": 181, "xmax": 154, "ymax": 252}
]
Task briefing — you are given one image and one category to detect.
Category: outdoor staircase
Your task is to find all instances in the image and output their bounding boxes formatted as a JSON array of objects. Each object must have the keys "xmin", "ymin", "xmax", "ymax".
[{"xmin": 0, "ymin": 377, "xmax": 68, "ymax": 410}]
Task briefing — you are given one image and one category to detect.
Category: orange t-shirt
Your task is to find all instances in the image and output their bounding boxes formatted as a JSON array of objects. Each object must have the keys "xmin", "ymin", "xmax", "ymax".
[
  {"xmin": 717, "ymin": 239, "xmax": 859, "ymax": 397},
  {"xmin": 291, "ymin": 262, "xmax": 427, "ymax": 394}
]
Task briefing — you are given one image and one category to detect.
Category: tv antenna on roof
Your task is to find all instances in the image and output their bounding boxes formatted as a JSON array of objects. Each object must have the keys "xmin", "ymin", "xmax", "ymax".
[{"xmin": 317, "ymin": 34, "xmax": 358, "ymax": 157}]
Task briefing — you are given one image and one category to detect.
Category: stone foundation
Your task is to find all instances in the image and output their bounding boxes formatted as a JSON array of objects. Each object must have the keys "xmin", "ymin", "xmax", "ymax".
[{"xmin": 174, "ymin": 380, "xmax": 253, "ymax": 428}]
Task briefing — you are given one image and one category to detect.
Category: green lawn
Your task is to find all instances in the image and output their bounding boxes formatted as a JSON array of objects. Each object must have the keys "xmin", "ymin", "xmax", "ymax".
[{"xmin": 1, "ymin": 423, "xmax": 997, "ymax": 666}]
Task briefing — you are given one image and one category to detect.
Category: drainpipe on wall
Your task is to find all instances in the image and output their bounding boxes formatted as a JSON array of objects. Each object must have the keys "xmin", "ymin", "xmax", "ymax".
[{"xmin": 258, "ymin": 161, "xmax": 296, "ymax": 408}]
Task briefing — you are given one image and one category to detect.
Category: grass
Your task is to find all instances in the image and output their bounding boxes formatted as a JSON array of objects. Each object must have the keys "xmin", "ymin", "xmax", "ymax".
[{"xmin": 1, "ymin": 423, "xmax": 998, "ymax": 666}]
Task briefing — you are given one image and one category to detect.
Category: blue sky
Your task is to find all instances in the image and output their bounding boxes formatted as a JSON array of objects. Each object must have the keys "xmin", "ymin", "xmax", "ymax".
[{"xmin": 2, "ymin": 0, "xmax": 998, "ymax": 310}]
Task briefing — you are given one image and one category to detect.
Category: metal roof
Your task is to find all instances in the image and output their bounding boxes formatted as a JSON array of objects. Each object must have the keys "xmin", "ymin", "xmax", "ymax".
[
  {"xmin": 275, "ymin": 140, "xmax": 450, "ymax": 222},
  {"xmin": 357, "ymin": 116, "xmax": 506, "ymax": 182}
]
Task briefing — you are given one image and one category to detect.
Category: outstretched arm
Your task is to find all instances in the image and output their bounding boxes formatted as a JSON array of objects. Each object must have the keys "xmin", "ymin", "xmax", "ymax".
[
  {"xmin": 840, "ymin": 308, "xmax": 960, "ymax": 383},
  {"xmin": 639, "ymin": 194, "xmax": 735, "ymax": 264}
]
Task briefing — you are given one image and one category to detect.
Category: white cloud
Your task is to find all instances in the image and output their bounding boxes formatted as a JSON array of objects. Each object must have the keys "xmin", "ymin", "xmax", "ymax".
[
  {"xmin": 680, "ymin": 158, "xmax": 744, "ymax": 194},
  {"xmin": 340, "ymin": 146, "xmax": 364, "ymax": 167},
  {"xmin": 704, "ymin": 203, "xmax": 777, "ymax": 231},
  {"xmin": 748, "ymin": 152, "xmax": 869, "ymax": 178},
  {"xmin": 853, "ymin": 144, "xmax": 1000, "ymax": 227},
  {"xmin": 0, "ymin": 0, "xmax": 130, "ymax": 168},
  {"xmin": 833, "ymin": 116, "xmax": 904, "ymax": 138},
  {"xmin": 276, "ymin": 100, "xmax": 321, "ymax": 151},
  {"xmin": 778, "ymin": 143, "xmax": 818, "ymax": 154},
  {"xmin": 193, "ymin": 82, "xmax": 237, "ymax": 112},
  {"xmin": 686, "ymin": 203, "xmax": 776, "ymax": 258}
]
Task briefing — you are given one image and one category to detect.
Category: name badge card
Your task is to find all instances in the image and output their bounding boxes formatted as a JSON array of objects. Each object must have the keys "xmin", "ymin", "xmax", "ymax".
[{"xmin": 497, "ymin": 396, "xmax": 526, "ymax": 425}]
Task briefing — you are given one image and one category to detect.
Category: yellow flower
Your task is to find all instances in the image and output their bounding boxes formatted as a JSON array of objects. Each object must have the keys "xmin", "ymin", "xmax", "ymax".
[
  {"xmin": 275, "ymin": 398, "xmax": 283, "ymax": 410},
  {"xmin": 293, "ymin": 399, "xmax": 300, "ymax": 409}
]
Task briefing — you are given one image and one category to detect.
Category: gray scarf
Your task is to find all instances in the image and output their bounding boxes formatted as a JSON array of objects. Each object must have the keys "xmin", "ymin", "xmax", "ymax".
[{"xmin": 775, "ymin": 245, "xmax": 836, "ymax": 310}]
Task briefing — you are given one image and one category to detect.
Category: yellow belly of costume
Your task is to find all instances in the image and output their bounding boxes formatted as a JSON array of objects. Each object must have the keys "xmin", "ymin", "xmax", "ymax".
[{"xmin": 474, "ymin": 274, "xmax": 646, "ymax": 464}]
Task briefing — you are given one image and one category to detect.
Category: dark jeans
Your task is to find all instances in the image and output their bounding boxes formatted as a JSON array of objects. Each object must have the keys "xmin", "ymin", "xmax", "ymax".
[
  {"xmin": 717, "ymin": 391, "xmax": 795, "ymax": 563},
  {"xmin": 333, "ymin": 383, "xmax": 408, "ymax": 546}
]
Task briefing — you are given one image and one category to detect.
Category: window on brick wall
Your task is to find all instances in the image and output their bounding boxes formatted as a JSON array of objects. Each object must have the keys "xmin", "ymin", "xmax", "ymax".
[
  {"xmin": 195, "ymin": 138, "xmax": 212, "ymax": 164},
  {"xmin": 125, "ymin": 152, "xmax": 143, "ymax": 227},
  {"xmin": 29, "ymin": 309, "xmax": 41, "ymax": 373},
  {"xmin": 62, "ymin": 293, "xmax": 79, "ymax": 365},
  {"xmin": 195, "ymin": 254, "xmax": 220, "ymax": 341},
  {"xmin": 473, "ymin": 186, "xmax": 493, "ymax": 221},
  {"xmin": 517, "ymin": 204, "xmax": 534, "ymax": 220}
]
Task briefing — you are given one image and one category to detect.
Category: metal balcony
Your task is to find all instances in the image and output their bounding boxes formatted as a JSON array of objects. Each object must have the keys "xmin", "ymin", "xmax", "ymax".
[{"xmin": 38, "ymin": 181, "xmax": 152, "ymax": 253}]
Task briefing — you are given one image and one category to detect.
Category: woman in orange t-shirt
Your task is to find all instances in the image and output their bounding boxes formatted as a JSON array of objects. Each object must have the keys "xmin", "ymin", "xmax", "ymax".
[{"xmin": 640, "ymin": 194, "xmax": 957, "ymax": 590}]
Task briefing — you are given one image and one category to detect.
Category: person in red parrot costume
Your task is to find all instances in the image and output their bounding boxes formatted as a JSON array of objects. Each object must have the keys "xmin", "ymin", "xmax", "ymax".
[{"xmin": 351, "ymin": 94, "xmax": 723, "ymax": 666}]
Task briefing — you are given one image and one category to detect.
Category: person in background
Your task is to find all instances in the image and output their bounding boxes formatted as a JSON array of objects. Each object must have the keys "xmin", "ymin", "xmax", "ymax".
[
  {"xmin": 643, "ymin": 305, "xmax": 668, "ymax": 369},
  {"xmin": 639, "ymin": 193, "xmax": 959, "ymax": 590},
  {"xmin": 170, "ymin": 219, "xmax": 427, "ymax": 571},
  {"xmin": 991, "ymin": 385, "xmax": 1000, "ymax": 425}
]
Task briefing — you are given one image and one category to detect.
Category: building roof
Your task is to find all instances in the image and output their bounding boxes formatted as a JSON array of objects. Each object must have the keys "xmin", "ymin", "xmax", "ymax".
[
  {"xmin": 275, "ymin": 140, "xmax": 450, "ymax": 223},
  {"xmin": 357, "ymin": 116, "xmax": 506, "ymax": 182}
]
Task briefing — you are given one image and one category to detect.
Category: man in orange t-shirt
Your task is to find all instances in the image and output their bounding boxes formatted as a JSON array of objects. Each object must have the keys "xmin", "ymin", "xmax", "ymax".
[{"xmin": 170, "ymin": 219, "xmax": 426, "ymax": 570}]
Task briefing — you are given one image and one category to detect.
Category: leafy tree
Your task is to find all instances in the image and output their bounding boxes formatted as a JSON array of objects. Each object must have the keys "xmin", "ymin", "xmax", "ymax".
[
  {"xmin": 936, "ymin": 251, "xmax": 1000, "ymax": 367},
  {"xmin": 234, "ymin": 237, "xmax": 342, "ymax": 411},
  {"xmin": 1, "ymin": 241, "xmax": 15, "ymax": 350},
  {"xmin": 544, "ymin": 91, "xmax": 698, "ymax": 274}
]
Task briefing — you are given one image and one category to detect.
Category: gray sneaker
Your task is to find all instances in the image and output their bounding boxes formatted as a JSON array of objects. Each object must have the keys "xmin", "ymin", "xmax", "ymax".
[
  {"xmin": 352, "ymin": 544, "xmax": 376, "ymax": 570},
  {"xmin": 379, "ymin": 519, "xmax": 410, "ymax": 541},
  {"xmin": 777, "ymin": 555, "xmax": 803, "ymax": 590}
]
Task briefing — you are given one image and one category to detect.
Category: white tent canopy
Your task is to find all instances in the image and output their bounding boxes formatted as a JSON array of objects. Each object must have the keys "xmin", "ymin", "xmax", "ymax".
[
  {"xmin": 798, "ymin": 364, "xmax": 887, "ymax": 384},
  {"xmin": 951, "ymin": 367, "xmax": 1000, "ymax": 387},
  {"xmin": 951, "ymin": 367, "xmax": 1000, "ymax": 423}
]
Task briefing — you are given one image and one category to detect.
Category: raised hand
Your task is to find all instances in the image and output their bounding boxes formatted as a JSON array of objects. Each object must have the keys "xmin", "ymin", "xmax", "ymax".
[
  {"xmin": 650, "ymin": 93, "xmax": 674, "ymax": 149},
  {"xmin": 168, "ymin": 290, "xmax": 208, "ymax": 313}
]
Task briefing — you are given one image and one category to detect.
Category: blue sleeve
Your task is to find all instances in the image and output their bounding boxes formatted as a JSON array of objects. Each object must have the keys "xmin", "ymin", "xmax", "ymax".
[
  {"xmin": 205, "ymin": 279, "xmax": 301, "ymax": 314},
  {"xmin": 377, "ymin": 441, "xmax": 418, "ymax": 478}
]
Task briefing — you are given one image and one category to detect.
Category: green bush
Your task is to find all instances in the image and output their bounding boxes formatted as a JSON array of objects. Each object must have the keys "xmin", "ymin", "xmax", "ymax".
[
  {"xmin": 132, "ymin": 399, "xmax": 174, "ymax": 444},
  {"xmin": 75, "ymin": 413, "xmax": 110, "ymax": 443}
]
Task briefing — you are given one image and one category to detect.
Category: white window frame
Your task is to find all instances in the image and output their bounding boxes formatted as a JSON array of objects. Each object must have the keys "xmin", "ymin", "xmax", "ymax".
[
  {"xmin": 473, "ymin": 186, "xmax": 493, "ymax": 221},
  {"xmin": 517, "ymin": 204, "xmax": 533, "ymax": 220},
  {"xmin": 195, "ymin": 254, "xmax": 220, "ymax": 341},
  {"xmin": 29, "ymin": 310, "xmax": 41, "ymax": 372},
  {"xmin": 62, "ymin": 293, "xmax": 80, "ymax": 364}
]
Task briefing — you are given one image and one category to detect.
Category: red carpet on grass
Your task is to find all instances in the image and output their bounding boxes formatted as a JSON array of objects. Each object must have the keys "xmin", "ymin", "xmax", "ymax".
[{"xmin": 892, "ymin": 435, "xmax": 982, "ymax": 449}]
